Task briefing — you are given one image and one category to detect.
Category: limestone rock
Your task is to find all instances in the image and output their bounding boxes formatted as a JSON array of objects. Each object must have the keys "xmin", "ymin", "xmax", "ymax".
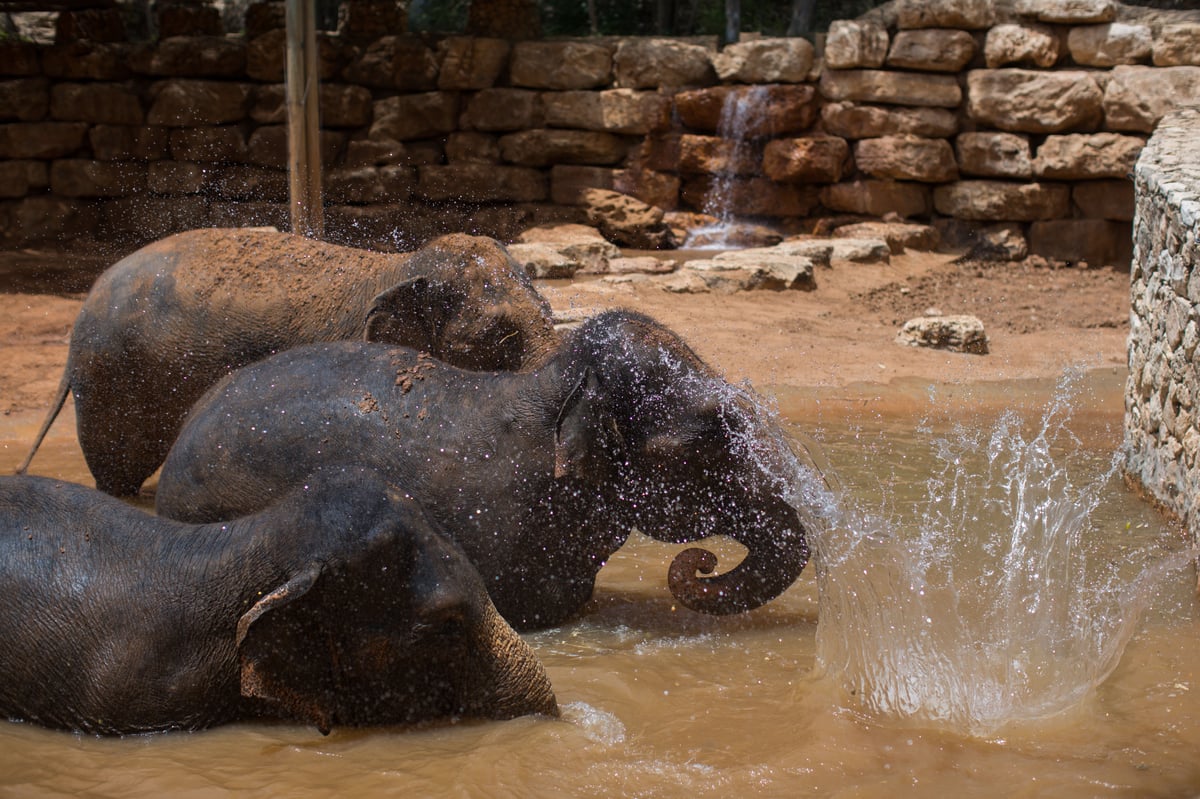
[
  {"xmin": 678, "ymin": 134, "xmax": 760, "ymax": 176},
  {"xmin": 896, "ymin": 314, "xmax": 989, "ymax": 354},
  {"xmin": 89, "ymin": 125, "xmax": 168, "ymax": 161},
  {"xmin": 50, "ymin": 82, "xmax": 142, "ymax": 125},
  {"xmin": 1033, "ymin": 133, "xmax": 1145, "ymax": 179},
  {"xmin": 984, "ymin": 23, "xmax": 1061, "ymax": 68},
  {"xmin": 516, "ymin": 223, "xmax": 621, "ymax": 272},
  {"xmin": 966, "ymin": 69, "xmax": 1102, "ymax": 133},
  {"xmin": 824, "ymin": 20, "xmax": 888, "ymax": 69},
  {"xmin": 819, "ymin": 69, "xmax": 961, "ymax": 108},
  {"xmin": 832, "ymin": 222, "xmax": 940, "ymax": 253},
  {"xmin": 446, "ymin": 132, "xmax": 501, "ymax": 164},
  {"xmin": 436, "ymin": 37, "xmax": 511, "ymax": 90},
  {"xmin": 895, "ymin": 0, "xmax": 993, "ymax": 30},
  {"xmin": 1102, "ymin": 65, "xmax": 1200, "ymax": 133},
  {"xmin": 0, "ymin": 78, "xmax": 48, "ymax": 122},
  {"xmin": 542, "ymin": 89, "xmax": 671, "ymax": 135},
  {"xmin": 146, "ymin": 79, "xmax": 251, "ymax": 127},
  {"xmin": 680, "ymin": 256, "xmax": 815, "ymax": 291},
  {"xmin": 934, "ymin": 219, "xmax": 1028, "ymax": 260},
  {"xmin": 711, "ymin": 38, "xmax": 814, "ymax": 83},
  {"xmin": 829, "ymin": 238, "xmax": 892, "ymax": 263},
  {"xmin": 681, "ymin": 175, "xmax": 820, "ymax": 218},
  {"xmin": 956, "ymin": 132, "xmax": 1033, "ymax": 178},
  {"xmin": 416, "ymin": 164, "xmax": 546, "ymax": 203},
  {"xmin": 1027, "ymin": 218, "xmax": 1132, "ymax": 266},
  {"xmin": 679, "ymin": 219, "xmax": 784, "ymax": 249},
  {"xmin": 0, "ymin": 159, "xmax": 47, "ymax": 197},
  {"xmin": 820, "ymin": 102, "xmax": 957, "ymax": 138},
  {"xmin": 934, "ymin": 180, "xmax": 1070, "ymax": 221},
  {"xmin": 887, "ymin": 29, "xmax": 976, "ymax": 72},
  {"xmin": 499, "ymin": 129, "xmax": 627, "ymax": 167},
  {"xmin": 769, "ymin": 238, "xmax": 834, "ymax": 267},
  {"xmin": 131, "ymin": 35, "xmax": 245, "ymax": 77},
  {"xmin": 820, "ymin": 180, "xmax": 931, "ymax": 219},
  {"xmin": 1073, "ymin": 179, "xmax": 1134, "ymax": 221},
  {"xmin": 510, "ymin": 41, "xmax": 612, "ymax": 90},
  {"xmin": 340, "ymin": 36, "xmax": 438, "ymax": 91},
  {"xmin": 507, "ymin": 242, "xmax": 584, "ymax": 279},
  {"xmin": 673, "ymin": 84, "xmax": 817, "ymax": 136},
  {"xmin": 763, "ymin": 136, "xmax": 850, "ymax": 184},
  {"xmin": 50, "ymin": 159, "xmax": 145, "ymax": 197},
  {"xmin": 1015, "ymin": 0, "xmax": 1116, "ymax": 24},
  {"xmin": 370, "ymin": 93, "xmax": 459, "ymax": 141},
  {"xmin": 1153, "ymin": 24, "xmax": 1200, "ymax": 67},
  {"xmin": 613, "ymin": 38, "xmax": 716, "ymax": 89},
  {"xmin": 1067, "ymin": 23, "xmax": 1152, "ymax": 67},
  {"xmin": 582, "ymin": 188, "xmax": 677, "ymax": 249},
  {"xmin": 607, "ymin": 256, "xmax": 676, "ymax": 274},
  {"xmin": 854, "ymin": 135, "xmax": 958, "ymax": 183},
  {"xmin": 660, "ymin": 270, "xmax": 711, "ymax": 293},
  {"xmin": 460, "ymin": 88, "xmax": 542, "ymax": 131}
]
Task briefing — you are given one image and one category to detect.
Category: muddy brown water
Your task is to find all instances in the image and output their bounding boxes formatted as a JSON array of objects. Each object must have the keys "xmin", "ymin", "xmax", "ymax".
[{"xmin": 1, "ymin": 370, "xmax": 1197, "ymax": 798}]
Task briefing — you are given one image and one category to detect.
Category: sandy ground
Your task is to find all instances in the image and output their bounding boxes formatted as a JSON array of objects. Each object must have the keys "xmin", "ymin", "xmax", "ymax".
[{"xmin": 0, "ymin": 246, "xmax": 1132, "ymax": 440}]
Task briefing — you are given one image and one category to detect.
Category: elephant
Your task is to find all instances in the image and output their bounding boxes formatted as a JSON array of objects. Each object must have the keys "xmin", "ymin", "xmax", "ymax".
[
  {"xmin": 155, "ymin": 310, "xmax": 811, "ymax": 631},
  {"xmin": 0, "ymin": 468, "xmax": 558, "ymax": 736},
  {"xmin": 15, "ymin": 227, "xmax": 559, "ymax": 497}
]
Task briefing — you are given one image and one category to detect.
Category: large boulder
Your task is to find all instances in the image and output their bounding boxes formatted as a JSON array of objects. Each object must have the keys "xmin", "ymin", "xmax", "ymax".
[
  {"xmin": 613, "ymin": 38, "xmax": 715, "ymax": 89},
  {"xmin": 711, "ymin": 38, "xmax": 814, "ymax": 83},
  {"xmin": 966, "ymin": 69, "xmax": 1102, "ymax": 133},
  {"xmin": 582, "ymin": 188, "xmax": 677, "ymax": 249},
  {"xmin": 824, "ymin": 20, "xmax": 889, "ymax": 69}
]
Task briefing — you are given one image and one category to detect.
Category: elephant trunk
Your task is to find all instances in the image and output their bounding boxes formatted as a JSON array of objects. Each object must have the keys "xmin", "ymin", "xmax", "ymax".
[
  {"xmin": 666, "ymin": 499, "xmax": 809, "ymax": 616},
  {"xmin": 469, "ymin": 602, "xmax": 559, "ymax": 720}
]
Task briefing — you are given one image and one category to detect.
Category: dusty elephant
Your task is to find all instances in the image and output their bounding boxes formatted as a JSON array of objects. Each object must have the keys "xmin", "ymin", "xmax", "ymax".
[
  {"xmin": 156, "ymin": 310, "xmax": 811, "ymax": 631},
  {"xmin": 15, "ymin": 227, "xmax": 558, "ymax": 497},
  {"xmin": 0, "ymin": 468, "xmax": 558, "ymax": 735}
]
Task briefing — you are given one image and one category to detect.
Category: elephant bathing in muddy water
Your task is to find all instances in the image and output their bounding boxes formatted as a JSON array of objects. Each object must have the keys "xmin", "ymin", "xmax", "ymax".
[
  {"xmin": 0, "ymin": 468, "xmax": 558, "ymax": 735},
  {"xmin": 16, "ymin": 227, "xmax": 559, "ymax": 497},
  {"xmin": 156, "ymin": 310, "xmax": 811, "ymax": 631}
]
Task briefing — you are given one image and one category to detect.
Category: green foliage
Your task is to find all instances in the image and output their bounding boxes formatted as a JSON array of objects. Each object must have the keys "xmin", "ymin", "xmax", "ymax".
[{"xmin": 409, "ymin": 0, "xmax": 471, "ymax": 33}]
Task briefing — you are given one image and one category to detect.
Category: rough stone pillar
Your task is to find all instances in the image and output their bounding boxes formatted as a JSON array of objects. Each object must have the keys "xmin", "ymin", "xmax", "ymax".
[{"xmin": 1124, "ymin": 105, "xmax": 1200, "ymax": 547}]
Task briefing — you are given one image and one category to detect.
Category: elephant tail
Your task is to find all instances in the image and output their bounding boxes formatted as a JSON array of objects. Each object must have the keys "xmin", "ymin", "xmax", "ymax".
[{"xmin": 14, "ymin": 369, "xmax": 71, "ymax": 476}]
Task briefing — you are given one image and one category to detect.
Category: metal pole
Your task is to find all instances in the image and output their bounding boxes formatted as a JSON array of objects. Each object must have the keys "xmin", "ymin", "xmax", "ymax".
[{"xmin": 285, "ymin": 0, "xmax": 323, "ymax": 238}]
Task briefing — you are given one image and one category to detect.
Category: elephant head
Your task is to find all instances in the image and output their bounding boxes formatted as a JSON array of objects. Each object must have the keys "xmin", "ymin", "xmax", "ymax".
[
  {"xmin": 364, "ymin": 234, "xmax": 558, "ymax": 372},
  {"xmin": 235, "ymin": 491, "xmax": 558, "ymax": 733},
  {"xmin": 555, "ymin": 311, "xmax": 810, "ymax": 616}
]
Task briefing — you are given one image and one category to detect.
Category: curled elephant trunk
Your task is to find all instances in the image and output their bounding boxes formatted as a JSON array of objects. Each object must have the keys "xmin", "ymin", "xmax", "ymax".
[{"xmin": 666, "ymin": 500, "xmax": 810, "ymax": 615}]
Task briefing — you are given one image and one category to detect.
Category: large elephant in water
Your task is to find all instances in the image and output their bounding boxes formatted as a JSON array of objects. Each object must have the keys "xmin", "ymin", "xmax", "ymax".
[
  {"xmin": 0, "ymin": 468, "xmax": 557, "ymax": 735},
  {"xmin": 156, "ymin": 310, "xmax": 810, "ymax": 630},
  {"xmin": 16, "ymin": 228, "xmax": 558, "ymax": 497}
]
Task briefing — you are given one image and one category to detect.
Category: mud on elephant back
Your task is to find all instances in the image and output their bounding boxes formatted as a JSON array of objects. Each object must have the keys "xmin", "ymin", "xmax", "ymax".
[
  {"xmin": 155, "ymin": 309, "xmax": 812, "ymax": 631},
  {"xmin": 0, "ymin": 467, "xmax": 558, "ymax": 736},
  {"xmin": 15, "ymin": 228, "xmax": 559, "ymax": 497}
]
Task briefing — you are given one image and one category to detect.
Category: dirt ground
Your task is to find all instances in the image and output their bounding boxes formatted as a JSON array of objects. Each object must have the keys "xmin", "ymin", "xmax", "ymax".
[{"xmin": 0, "ymin": 245, "xmax": 1131, "ymax": 432}]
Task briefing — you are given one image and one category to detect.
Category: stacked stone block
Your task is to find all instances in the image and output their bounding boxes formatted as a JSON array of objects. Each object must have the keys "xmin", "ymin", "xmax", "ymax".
[
  {"xmin": 1, "ymin": 0, "xmax": 1199, "ymax": 256},
  {"xmin": 1124, "ymin": 106, "xmax": 1200, "ymax": 547}
]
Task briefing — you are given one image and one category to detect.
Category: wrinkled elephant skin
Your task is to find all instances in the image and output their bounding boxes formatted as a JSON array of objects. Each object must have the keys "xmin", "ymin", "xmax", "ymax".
[
  {"xmin": 156, "ymin": 310, "xmax": 810, "ymax": 630},
  {"xmin": 0, "ymin": 469, "xmax": 557, "ymax": 735},
  {"xmin": 16, "ymin": 228, "xmax": 557, "ymax": 497}
]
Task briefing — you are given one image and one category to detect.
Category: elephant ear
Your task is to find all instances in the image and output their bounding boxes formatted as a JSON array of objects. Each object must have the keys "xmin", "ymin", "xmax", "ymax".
[
  {"xmin": 363, "ymin": 277, "xmax": 460, "ymax": 355},
  {"xmin": 236, "ymin": 564, "xmax": 337, "ymax": 734},
  {"xmin": 554, "ymin": 369, "xmax": 621, "ymax": 480}
]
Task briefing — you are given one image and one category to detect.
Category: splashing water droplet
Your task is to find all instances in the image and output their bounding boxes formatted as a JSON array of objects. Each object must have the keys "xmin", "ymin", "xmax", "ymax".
[{"xmin": 805, "ymin": 371, "xmax": 1195, "ymax": 736}]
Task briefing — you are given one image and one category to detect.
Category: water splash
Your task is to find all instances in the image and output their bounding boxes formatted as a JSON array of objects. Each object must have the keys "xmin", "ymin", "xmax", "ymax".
[
  {"xmin": 684, "ymin": 87, "xmax": 770, "ymax": 250},
  {"xmin": 808, "ymin": 372, "xmax": 1194, "ymax": 736}
]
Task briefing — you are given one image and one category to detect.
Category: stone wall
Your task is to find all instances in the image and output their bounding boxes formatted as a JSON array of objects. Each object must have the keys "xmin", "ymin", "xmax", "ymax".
[
  {"xmin": 1124, "ymin": 105, "xmax": 1200, "ymax": 546},
  {"xmin": 1, "ymin": 0, "xmax": 1199, "ymax": 255}
]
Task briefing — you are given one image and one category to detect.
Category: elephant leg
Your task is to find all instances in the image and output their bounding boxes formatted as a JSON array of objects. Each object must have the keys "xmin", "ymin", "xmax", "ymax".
[{"xmin": 75, "ymin": 390, "xmax": 176, "ymax": 497}]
